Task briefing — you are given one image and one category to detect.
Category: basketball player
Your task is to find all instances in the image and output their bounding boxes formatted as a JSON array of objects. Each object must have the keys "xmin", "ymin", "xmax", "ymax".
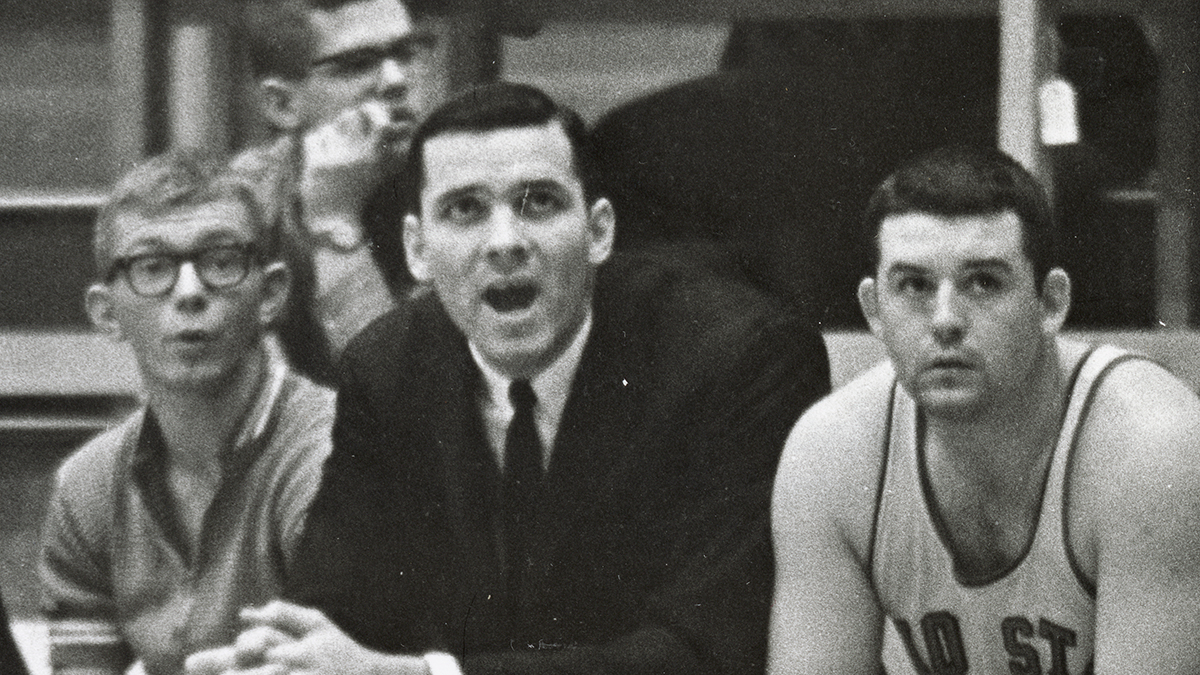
[{"xmin": 768, "ymin": 145, "xmax": 1200, "ymax": 675}]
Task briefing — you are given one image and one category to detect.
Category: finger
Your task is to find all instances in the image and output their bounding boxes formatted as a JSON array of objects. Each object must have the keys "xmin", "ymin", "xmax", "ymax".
[
  {"xmin": 264, "ymin": 639, "xmax": 312, "ymax": 668},
  {"xmin": 304, "ymin": 115, "xmax": 373, "ymax": 169},
  {"xmin": 360, "ymin": 100, "xmax": 390, "ymax": 132},
  {"xmin": 239, "ymin": 600, "xmax": 291, "ymax": 625},
  {"xmin": 322, "ymin": 104, "xmax": 374, "ymax": 142},
  {"xmin": 227, "ymin": 665, "xmax": 289, "ymax": 675},
  {"xmin": 235, "ymin": 625, "xmax": 294, "ymax": 666},
  {"xmin": 304, "ymin": 125, "xmax": 337, "ymax": 157},
  {"xmin": 241, "ymin": 600, "xmax": 330, "ymax": 636},
  {"xmin": 184, "ymin": 645, "xmax": 237, "ymax": 675},
  {"xmin": 338, "ymin": 104, "xmax": 370, "ymax": 138}
]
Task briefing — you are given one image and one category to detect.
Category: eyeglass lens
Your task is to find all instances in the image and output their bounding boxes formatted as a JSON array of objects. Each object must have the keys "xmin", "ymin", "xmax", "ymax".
[
  {"xmin": 311, "ymin": 33, "xmax": 436, "ymax": 77},
  {"xmin": 123, "ymin": 246, "xmax": 253, "ymax": 297}
]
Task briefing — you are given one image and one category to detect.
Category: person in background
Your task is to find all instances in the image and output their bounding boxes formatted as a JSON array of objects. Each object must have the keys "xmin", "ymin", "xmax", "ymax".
[
  {"xmin": 588, "ymin": 20, "xmax": 997, "ymax": 329},
  {"xmin": 187, "ymin": 82, "xmax": 831, "ymax": 675},
  {"xmin": 39, "ymin": 149, "xmax": 335, "ymax": 675},
  {"xmin": 225, "ymin": 0, "xmax": 444, "ymax": 382},
  {"xmin": 769, "ymin": 145, "xmax": 1200, "ymax": 675}
]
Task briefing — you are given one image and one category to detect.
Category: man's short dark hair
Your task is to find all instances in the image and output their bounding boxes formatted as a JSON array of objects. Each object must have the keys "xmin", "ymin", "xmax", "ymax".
[
  {"xmin": 863, "ymin": 145, "xmax": 1058, "ymax": 286},
  {"xmin": 231, "ymin": 0, "xmax": 439, "ymax": 80},
  {"xmin": 95, "ymin": 148, "xmax": 276, "ymax": 279},
  {"xmin": 402, "ymin": 81, "xmax": 598, "ymax": 213}
]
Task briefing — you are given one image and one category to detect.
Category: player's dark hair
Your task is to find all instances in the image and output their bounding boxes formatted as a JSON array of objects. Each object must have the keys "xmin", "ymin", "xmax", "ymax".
[{"xmin": 863, "ymin": 145, "xmax": 1058, "ymax": 288}]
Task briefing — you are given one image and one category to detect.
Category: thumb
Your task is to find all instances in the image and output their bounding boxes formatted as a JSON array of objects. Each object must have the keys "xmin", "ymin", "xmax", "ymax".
[{"xmin": 241, "ymin": 600, "xmax": 330, "ymax": 637}]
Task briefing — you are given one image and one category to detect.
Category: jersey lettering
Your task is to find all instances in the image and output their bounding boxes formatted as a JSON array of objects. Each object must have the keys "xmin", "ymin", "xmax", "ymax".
[
  {"xmin": 895, "ymin": 612, "xmax": 969, "ymax": 674},
  {"xmin": 1039, "ymin": 618, "xmax": 1076, "ymax": 675},
  {"xmin": 899, "ymin": 613, "xmax": 1080, "ymax": 675},
  {"xmin": 1002, "ymin": 617, "xmax": 1040, "ymax": 675}
]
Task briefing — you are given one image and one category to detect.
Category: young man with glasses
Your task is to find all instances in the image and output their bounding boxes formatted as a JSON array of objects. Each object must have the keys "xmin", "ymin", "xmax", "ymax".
[
  {"xmin": 39, "ymin": 149, "xmax": 336, "ymax": 675},
  {"xmin": 226, "ymin": 0, "xmax": 443, "ymax": 383}
]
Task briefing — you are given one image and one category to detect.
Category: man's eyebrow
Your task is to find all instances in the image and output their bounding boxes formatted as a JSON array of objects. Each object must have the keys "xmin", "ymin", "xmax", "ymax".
[
  {"xmin": 120, "ymin": 235, "xmax": 169, "ymax": 253},
  {"xmin": 883, "ymin": 259, "xmax": 1016, "ymax": 277},
  {"xmin": 120, "ymin": 227, "xmax": 249, "ymax": 254},
  {"xmin": 432, "ymin": 185, "xmax": 484, "ymax": 205},
  {"xmin": 517, "ymin": 179, "xmax": 569, "ymax": 194},
  {"xmin": 883, "ymin": 262, "xmax": 929, "ymax": 278},
  {"xmin": 193, "ymin": 230, "xmax": 252, "ymax": 247},
  {"xmin": 406, "ymin": 28, "xmax": 438, "ymax": 48}
]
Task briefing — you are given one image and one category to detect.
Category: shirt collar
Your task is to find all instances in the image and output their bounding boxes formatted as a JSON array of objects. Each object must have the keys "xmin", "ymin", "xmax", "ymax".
[
  {"xmin": 231, "ymin": 354, "xmax": 289, "ymax": 453},
  {"xmin": 470, "ymin": 309, "xmax": 592, "ymax": 456},
  {"xmin": 133, "ymin": 351, "xmax": 289, "ymax": 474},
  {"xmin": 130, "ymin": 352, "xmax": 290, "ymax": 561}
]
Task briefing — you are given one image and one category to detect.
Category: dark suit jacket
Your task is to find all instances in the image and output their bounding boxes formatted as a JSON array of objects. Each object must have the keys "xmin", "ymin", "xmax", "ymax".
[{"xmin": 286, "ymin": 251, "xmax": 831, "ymax": 675}]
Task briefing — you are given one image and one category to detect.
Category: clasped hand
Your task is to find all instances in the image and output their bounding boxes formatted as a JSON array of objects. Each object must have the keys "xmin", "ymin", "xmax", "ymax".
[{"xmin": 184, "ymin": 600, "xmax": 428, "ymax": 675}]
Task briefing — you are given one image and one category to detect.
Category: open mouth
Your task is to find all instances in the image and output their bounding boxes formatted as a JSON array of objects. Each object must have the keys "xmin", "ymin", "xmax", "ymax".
[{"xmin": 484, "ymin": 283, "xmax": 539, "ymax": 313}]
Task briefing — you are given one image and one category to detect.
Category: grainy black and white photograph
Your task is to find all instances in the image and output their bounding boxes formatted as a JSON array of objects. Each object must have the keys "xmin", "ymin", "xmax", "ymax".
[{"xmin": 1, "ymin": 1, "xmax": 1197, "ymax": 674}]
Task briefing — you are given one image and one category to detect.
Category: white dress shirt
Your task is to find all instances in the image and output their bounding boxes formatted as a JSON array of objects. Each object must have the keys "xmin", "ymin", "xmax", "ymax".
[{"xmin": 469, "ymin": 310, "xmax": 593, "ymax": 470}]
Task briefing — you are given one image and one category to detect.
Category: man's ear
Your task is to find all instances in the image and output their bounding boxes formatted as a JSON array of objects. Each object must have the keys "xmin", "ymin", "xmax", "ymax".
[
  {"xmin": 586, "ymin": 197, "xmax": 616, "ymax": 266},
  {"xmin": 1039, "ymin": 267, "xmax": 1071, "ymax": 334},
  {"xmin": 403, "ymin": 214, "xmax": 431, "ymax": 283},
  {"xmin": 258, "ymin": 261, "xmax": 292, "ymax": 327},
  {"xmin": 857, "ymin": 277, "xmax": 884, "ymax": 337},
  {"xmin": 260, "ymin": 77, "xmax": 303, "ymax": 132},
  {"xmin": 85, "ymin": 284, "xmax": 124, "ymax": 342}
]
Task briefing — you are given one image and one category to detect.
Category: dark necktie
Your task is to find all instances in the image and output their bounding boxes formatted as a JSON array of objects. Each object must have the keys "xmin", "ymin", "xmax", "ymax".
[{"xmin": 503, "ymin": 379, "xmax": 543, "ymax": 602}]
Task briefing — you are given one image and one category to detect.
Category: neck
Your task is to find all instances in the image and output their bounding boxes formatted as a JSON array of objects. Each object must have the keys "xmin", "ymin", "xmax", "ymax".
[
  {"xmin": 144, "ymin": 347, "xmax": 268, "ymax": 475},
  {"xmin": 926, "ymin": 337, "xmax": 1066, "ymax": 490},
  {"xmin": 481, "ymin": 304, "xmax": 593, "ymax": 381}
]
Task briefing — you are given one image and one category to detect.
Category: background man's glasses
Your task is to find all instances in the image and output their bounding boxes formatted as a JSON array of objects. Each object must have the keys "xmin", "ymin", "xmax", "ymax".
[
  {"xmin": 107, "ymin": 244, "xmax": 258, "ymax": 298},
  {"xmin": 308, "ymin": 33, "xmax": 437, "ymax": 79}
]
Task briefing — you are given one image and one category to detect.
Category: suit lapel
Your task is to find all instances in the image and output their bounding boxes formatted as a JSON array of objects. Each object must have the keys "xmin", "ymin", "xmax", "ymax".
[
  {"xmin": 417, "ymin": 307, "xmax": 503, "ymax": 575},
  {"xmin": 413, "ymin": 261, "xmax": 656, "ymax": 597},
  {"xmin": 534, "ymin": 278, "xmax": 650, "ymax": 568}
]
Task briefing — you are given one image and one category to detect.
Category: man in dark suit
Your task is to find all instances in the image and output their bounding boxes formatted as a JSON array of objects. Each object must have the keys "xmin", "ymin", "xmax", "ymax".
[{"xmin": 189, "ymin": 82, "xmax": 829, "ymax": 675}]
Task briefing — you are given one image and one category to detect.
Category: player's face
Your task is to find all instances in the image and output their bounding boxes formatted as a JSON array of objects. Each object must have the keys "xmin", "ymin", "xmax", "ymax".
[
  {"xmin": 859, "ymin": 210, "xmax": 1066, "ymax": 420},
  {"xmin": 405, "ymin": 122, "xmax": 615, "ymax": 379},
  {"xmin": 89, "ymin": 200, "xmax": 287, "ymax": 393},
  {"xmin": 296, "ymin": 0, "xmax": 437, "ymax": 157}
]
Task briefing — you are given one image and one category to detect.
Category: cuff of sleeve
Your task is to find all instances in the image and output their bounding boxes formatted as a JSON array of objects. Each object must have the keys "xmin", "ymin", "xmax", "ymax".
[{"xmin": 424, "ymin": 651, "xmax": 463, "ymax": 675}]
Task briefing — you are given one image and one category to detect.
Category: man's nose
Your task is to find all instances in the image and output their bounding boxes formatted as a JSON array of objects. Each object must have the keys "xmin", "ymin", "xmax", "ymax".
[
  {"xmin": 930, "ymin": 283, "xmax": 965, "ymax": 344},
  {"xmin": 376, "ymin": 57, "xmax": 409, "ymax": 94},
  {"xmin": 173, "ymin": 262, "xmax": 208, "ymax": 310},
  {"xmin": 485, "ymin": 210, "xmax": 529, "ymax": 273}
]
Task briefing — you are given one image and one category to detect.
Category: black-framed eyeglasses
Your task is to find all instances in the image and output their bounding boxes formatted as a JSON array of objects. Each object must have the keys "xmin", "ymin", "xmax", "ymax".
[
  {"xmin": 308, "ymin": 32, "xmax": 437, "ymax": 78},
  {"xmin": 107, "ymin": 244, "xmax": 259, "ymax": 298}
]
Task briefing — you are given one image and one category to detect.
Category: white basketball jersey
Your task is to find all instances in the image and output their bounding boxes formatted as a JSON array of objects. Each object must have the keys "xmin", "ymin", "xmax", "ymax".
[{"xmin": 871, "ymin": 345, "xmax": 1136, "ymax": 675}]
